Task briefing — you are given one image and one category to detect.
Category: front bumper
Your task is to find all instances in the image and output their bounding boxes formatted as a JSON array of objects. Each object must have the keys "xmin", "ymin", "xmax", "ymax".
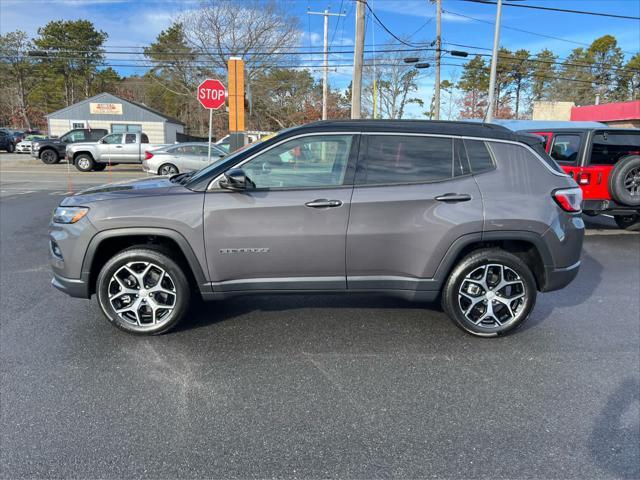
[
  {"xmin": 15, "ymin": 145, "xmax": 31, "ymax": 153},
  {"xmin": 51, "ymin": 272, "xmax": 90, "ymax": 298}
]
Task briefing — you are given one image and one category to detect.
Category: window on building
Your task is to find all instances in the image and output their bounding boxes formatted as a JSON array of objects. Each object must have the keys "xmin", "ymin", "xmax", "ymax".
[
  {"xmin": 72, "ymin": 122, "xmax": 85, "ymax": 129},
  {"xmin": 111, "ymin": 124, "xmax": 142, "ymax": 134}
]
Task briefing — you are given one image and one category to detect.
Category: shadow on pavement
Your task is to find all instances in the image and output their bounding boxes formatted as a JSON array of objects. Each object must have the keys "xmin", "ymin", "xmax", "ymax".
[{"xmin": 588, "ymin": 377, "xmax": 640, "ymax": 479}]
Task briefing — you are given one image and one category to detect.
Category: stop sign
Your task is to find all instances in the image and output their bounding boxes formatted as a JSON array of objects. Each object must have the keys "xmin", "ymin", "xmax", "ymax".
[{"xmin": 197, "ymin": 79, "xmax": 226, "ymax": 109}]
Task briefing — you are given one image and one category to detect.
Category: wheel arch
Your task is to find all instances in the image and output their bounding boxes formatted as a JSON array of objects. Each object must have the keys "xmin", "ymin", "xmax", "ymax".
[
  {"xmin": 72, "ymin": 151, "xmax": 95, "ymax": 163},
  {"xmin": 81, "ymin": 228, "xmax": 209, "ymax": 296},
  {"xmin": 434, "ymin": 231, "xmax": 552, "ymax": 291}
]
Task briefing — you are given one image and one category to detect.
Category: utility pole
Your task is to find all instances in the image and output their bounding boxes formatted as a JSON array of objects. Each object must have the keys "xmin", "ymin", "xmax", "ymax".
[
  {"xmin": 308, "ymin": 9, "xmax": 345, "ymax": 120},
  {"xmin": 434, "ymin": 0, "xmax": 442, "ymax": 120},
  {"xmin": 352, "ymin": 0, "xmax": 366, "ymax": 119},
  {"xmin": 486, "ymin": 0, "xmax": 503, "ymax": 122}
]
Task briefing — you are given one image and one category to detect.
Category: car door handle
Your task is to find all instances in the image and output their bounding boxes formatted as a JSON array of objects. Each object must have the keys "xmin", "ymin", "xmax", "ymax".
[
  {"xmin": 115, "ymin": 146, "xmax": 123, "ymax": 149},
  {"xmin": 435, "ymin": 193, "xmax": 472, "ymax": 202},
  {"xmin": 305, "ymin": 199, "xmax": 343, "ymax": 208}
]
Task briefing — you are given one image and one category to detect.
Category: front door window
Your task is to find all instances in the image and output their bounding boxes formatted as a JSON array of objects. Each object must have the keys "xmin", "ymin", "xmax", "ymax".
[{"xmin": 238, "ymin": 135, "xmax": 353, "ymax": 189}]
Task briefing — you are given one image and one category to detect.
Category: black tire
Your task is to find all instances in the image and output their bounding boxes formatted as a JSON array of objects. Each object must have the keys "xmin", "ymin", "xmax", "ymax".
[
  {"xmin": 608, "ymin": 155, "xmax": 640, "ymax": 207},
  {"xmin": 96, "ymin": 248, "xmax": 190, "ymax": 335},
  {"xmin": 158, "ymin": 163, "xmax": 179, "ymax": 176},
  {"xmin": 7, "ymin": 143, "xmax": 15, "ymax": 153},
  {"xmin": 93, "ymin": 163, "xmax": 107, "ymax": 171},
  {"xmin": 40, "ymin": 149, "xmax": 60, "ymax": 164},
  {"xmin": 441, "ymin": 248, "xmax": 537, "ymax": 337},
  {"xmin": 75, "ymin": 154, "xmax": 95, "ymax": 172},
  {"xmin": 614, "ymin": 213, "xmax": 640, "ymax": 231}
]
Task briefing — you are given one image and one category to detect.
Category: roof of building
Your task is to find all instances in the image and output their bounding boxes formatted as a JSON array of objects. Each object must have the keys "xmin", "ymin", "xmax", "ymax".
[
  {"xmin": 570, "ymin": 100, "xmax": 640, "ymax": 122},
  {"xmin": 46, "ymin": 92, "xmax": 185, "ymax": 125},
  {"xmin": 494, "ymin": 120, "xmax": 609, "ymax": 131},
  {"xmin": 291, "ymin": 119, "xmax": 520, "ymax": 140}
]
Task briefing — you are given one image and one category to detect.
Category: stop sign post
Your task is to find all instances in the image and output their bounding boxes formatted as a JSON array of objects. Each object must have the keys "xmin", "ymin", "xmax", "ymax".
[{"xmin": 197, "ymin": 79, "xmax": 227, "ymax": 162}]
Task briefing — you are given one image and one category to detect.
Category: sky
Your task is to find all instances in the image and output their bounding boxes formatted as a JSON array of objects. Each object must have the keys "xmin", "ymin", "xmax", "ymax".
[{"xmin": 1, "ymin": 0, "xmax": 639, "ymax": 118}]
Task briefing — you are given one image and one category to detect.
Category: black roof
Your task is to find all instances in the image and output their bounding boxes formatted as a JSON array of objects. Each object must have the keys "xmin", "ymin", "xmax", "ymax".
[{"xmin": 284, "ymin": 119, "xmax": 520, "ymax": 141}]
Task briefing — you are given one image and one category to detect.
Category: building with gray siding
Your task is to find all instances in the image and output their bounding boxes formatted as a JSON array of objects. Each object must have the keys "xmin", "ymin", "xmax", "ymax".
[{"xmin": 46, "ymin": 93, "xmax": 185, "ymax": 144}]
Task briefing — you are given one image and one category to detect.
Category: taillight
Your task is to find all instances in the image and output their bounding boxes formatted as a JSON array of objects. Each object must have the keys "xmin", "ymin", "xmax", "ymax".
[
  {"xmin": 577, "ymin": 172, "xmax": 590, "ymax": 185},
  {"xmin": 145, "ymin": 151, "xmax": 153, "ymax": 160},
  {"xmin": 553, "ymin": 187, "xmax": 582, "ymax": 213}
]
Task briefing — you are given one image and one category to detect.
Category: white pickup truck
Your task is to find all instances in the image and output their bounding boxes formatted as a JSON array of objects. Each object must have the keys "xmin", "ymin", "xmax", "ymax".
[{"xmin": 66, "ymin": 132, "xmax": 165, "ymax": 172}]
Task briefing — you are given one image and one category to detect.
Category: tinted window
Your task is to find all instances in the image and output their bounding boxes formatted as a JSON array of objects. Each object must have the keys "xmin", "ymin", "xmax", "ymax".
[
  {"xmin": 454, "ymin": 138, "xmax": 471, "ymax": 177},
  {"xmin": 124, "ymin": 134, "xmax": 137, "ymax": 144},
  {"xmin": 141, "ymin": 134, "xmax": 149, "ymax": 143},
  {"xmin": 88, "ymin": 130, "xmax": 106, "ymax": 140},
  {"xmin": 464, "ymin": 139, "xmax": 494, "ymax": 173},
  {"xmin": 195, "ymin": 146, "xmax": 210, "ymax": 155},
  {"xmin": 590, "ymin": 132, "xmax": 640, "ymax": 165},
  {"xmin": 240, "ymin": 135, "xmax": 353, "ymax": 189},
  {"xmin": 550, "ymin": 134, "xmax": 581, "ymax": 163},
  {"xmin": 356, "ymin": 135, "xmax": 453, "ymax": 185}
]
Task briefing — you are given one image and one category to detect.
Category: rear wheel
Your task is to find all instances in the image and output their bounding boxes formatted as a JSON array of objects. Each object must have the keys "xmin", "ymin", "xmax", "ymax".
[
  {"xmin": 159, "ymin": 163, "xmax": 179, "ymax": 176},
  {"xmin": 609, "ymin": 155, "xmax": 640, "ymax": 207},
  {"xmin": 75, "ymin": 154, "xmax": 94, "ymax": 172},
  {"xmin": 40, "ymin": 149, "xmax": 59, "ymax": 164},
  {"xmin": 614, "ymin": 214, "xmax": 640, "ymax": 231},
  {"xmin": 7, "ymin": 143, "xmax": 15, "ymax": 153},
  {"xmin": 442, "ymin": 249, "xmax": 537, "ymax": 337},
  {"xmin": 96, "ymin": 248, "xmax": 190, "ymax": 335}
]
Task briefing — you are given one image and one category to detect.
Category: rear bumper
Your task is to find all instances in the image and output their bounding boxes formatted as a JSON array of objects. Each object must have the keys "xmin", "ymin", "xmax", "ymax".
[
  {"xmin": 542, "ymin": 261, "xmax": 581, "ymax": 292},
  {"xmin": 51, "ymin": 272, "xmax": 90, "ymax": 299},
  {"xmin": 583, "ymin": 199, "xmax": 640, "ymax": 216}
]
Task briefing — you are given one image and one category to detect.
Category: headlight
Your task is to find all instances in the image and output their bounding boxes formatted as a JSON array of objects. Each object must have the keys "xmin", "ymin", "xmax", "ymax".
[{"xmin": 52, "ymin": 206, "xmax": 89, "ymax": 224}]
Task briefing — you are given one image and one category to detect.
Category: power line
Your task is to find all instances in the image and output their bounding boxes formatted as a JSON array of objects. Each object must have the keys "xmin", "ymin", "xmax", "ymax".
[
  {"xmin": 442, "ymin": 9, "xmax": 639, "ymax": 56},
  {"xmin": 460, "ymin": 0, "xmax": 640, "ymax": 21},
  {"xmin": 364, "ymin": 1, "xmax": 431, "ymax": 48}
]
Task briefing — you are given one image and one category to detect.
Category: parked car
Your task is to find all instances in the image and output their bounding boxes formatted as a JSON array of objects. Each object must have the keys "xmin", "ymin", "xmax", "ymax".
[
  {"xmin": 516, "ymin": 124, "xmax": 640, "ymax": 230},
  {"xmin": 143, "ymin": 142, "xmax": 227, "ymax": 175},
  {"xmin": 66, "ymin": 132, "xmax": 165, "ymax": 172},
  {"xmin": 15, "ymin": 134, "xmax": 48, "ymax": 153},
  {"xmin": 32, "ymin": 128, "xmax": 108, "ymax": 164},
  {"xmin": 49, "ymin": 120, "xmax": 584, "ymax": 337},
  {"xmin": 0, "ymin": 129, "xmax": 16, "ymax": 152}
]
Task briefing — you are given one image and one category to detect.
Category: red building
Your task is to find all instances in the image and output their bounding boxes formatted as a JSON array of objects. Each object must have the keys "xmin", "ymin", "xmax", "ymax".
[{"xmin": 570, "ymin": 100, "xmax": 640, "ymax": 128}]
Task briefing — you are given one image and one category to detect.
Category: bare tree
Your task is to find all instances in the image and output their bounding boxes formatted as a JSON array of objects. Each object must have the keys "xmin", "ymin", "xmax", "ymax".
[
  {"xmin": 180, "ymin": 0, "xmax": 302, "ymax": 80},
  {"xmin": 0, "ymin": 31, "xmax": 36, "ymax": 128}
]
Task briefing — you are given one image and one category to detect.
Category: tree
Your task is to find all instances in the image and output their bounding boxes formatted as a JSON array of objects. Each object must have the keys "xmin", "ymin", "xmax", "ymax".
[
  {"xmin": 553, "ymin": 47, "xmax": 595, "ymax": 105},
  {"xmin": 509, "ymin": 49, "xmax": 531, "ymax": 119},
  {"xmin": 0, "ymin": 31, "xmax": 37, "ymax": 128},
  {"xmin": 530, "ymin": 49, "xmax": 557, "ymax": 102},
  {"xmin": 34, "ymin": 20, "xmax": 107, "ymax": 105},
  {"xmin": 458, "ymin": 55, "xmax": 489, "ymax": 118},
  {"xmin": 91, "ymin": 67, "xmax": 121, "ymax": 96},
  {"xmin": 588, "ymin": 35, "xmax": 623, "ymax": 103},
  {"xmin": 620, "ymin": 54, "xmax": 640, "ymax": 100}
]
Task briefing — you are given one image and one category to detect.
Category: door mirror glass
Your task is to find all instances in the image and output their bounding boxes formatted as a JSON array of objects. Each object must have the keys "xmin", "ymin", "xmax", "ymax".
[{"xmin": 220, "ymin": 169, "xmax": 255, "ymax": 191}]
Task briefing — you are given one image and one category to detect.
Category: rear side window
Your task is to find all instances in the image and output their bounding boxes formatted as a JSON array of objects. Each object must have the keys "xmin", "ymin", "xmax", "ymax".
[
  {"xmin": 464, "ymin": 139, "xmax": 494, "ymax": 174},
  {"xmin": 550, "ymin": 134, "xmax": 581, "ymax": 164},
  {"xmin": 356, "ymin": 135, "xmax": 453, "ymax": 185},
  {"xmin": 141, "ymin": 134, "xmax": 149, "ymax": 144},
  {"xmin": 590, "ymin": 131, "xmax": 640, "ymax": 165}
]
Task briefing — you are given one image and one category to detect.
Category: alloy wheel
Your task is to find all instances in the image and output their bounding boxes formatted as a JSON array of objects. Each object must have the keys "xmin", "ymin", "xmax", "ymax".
[
  {"xmin": 108, "ymin": 261, "xmax": 177, "ymax": 329},
  {"xmin": 458, "ymin": 263, "xmax": 527, "ymax": 329},
  {"xmin": 77, "ymin": 158, "xmax": 91, "ymax": 170},
  {"xmin": 623, "ymin": 166, "xmax": 640, "ymax": 197},
  {"xmin": 160, "ymin": 165, "xmax": 178, "ymax": 175}
]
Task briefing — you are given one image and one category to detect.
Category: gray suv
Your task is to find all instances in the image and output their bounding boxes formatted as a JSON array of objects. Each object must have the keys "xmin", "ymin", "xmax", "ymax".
[{"xmin": 49, "ymin": 120, "xmax": 584, "ymax": 337}]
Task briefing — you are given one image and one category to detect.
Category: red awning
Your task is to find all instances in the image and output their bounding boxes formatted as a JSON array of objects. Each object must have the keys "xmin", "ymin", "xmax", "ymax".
[{"xmin": 570, "ymin": 101, "xmax": 640, "ymax": 122}]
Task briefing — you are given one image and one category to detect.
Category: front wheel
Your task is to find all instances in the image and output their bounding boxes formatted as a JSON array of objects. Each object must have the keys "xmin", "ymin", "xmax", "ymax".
[
  {"xmin": 7, "ymin": 143, "xmax": 15, "ymax": 153},
  {"xmin": 75, "ymin": 154, "xmax": 94, "ymax": 172},
  {"xmin": 614, "ymin": 214, "xmax": 640, "ymax": 231},
  {"xmin": 96, "ymin": 248, "xmax": 190, "ymax": 335},
  {"xmin": 40, "ymin": 149, "xmax": 59, "ymax": 164},
  {"xmin": 158, "ymin": 163, "xmax": 179, "ymax": 176},
  {"xmin": 441, "ymin": 249, "xmax": 537, "ymax": 337}
]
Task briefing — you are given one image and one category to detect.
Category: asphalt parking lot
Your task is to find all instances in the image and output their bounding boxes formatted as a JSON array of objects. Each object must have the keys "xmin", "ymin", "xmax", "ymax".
[{"xmin": 1, "ymin": 152, "xmax": 639, "ymax": 479}]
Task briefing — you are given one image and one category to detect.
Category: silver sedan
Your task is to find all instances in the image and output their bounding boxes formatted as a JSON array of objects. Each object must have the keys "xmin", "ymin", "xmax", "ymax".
[{"xmin": 143, "ymin": 142, "xmax": 227, "ymax": 175}]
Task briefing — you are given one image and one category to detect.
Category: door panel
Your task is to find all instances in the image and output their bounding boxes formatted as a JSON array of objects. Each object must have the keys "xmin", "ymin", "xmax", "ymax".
[
  {"xmin": 203, "ymin": 188, "xmax": 352, "ymax": 290},
  {"xmin": 346, "ymin": 177, "xmax": 483, "ymax": 289}
]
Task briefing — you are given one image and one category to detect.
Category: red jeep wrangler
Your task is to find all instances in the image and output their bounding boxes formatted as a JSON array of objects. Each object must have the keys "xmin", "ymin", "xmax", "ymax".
[{"xmin": 521, "ymin": 127, "xmax": 640, "ymax": 230}]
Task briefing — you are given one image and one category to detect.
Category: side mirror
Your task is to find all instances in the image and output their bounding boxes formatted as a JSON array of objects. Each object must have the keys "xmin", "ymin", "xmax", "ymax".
[{"xmin": 220, "ymin": 168, "xmax": 253, "ymax": 190}]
